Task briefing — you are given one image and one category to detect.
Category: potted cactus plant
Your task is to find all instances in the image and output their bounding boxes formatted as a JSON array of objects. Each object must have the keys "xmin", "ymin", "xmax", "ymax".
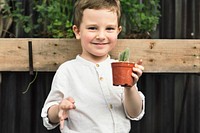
[{"xmin": 111, "ymin": 48, "xmax": 135, "ymax": 87}]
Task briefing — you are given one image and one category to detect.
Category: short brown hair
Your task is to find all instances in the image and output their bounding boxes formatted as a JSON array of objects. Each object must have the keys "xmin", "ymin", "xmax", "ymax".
[{"xmin": 73, "ymin": 0, "xmax": 121, "ymax": 29}]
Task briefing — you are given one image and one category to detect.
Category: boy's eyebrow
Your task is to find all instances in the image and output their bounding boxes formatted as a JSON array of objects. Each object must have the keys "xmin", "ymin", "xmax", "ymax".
[
  {"xmin": 85, "ymin": 24, "xmax": 118, "ymax": 28},
  {"xmin": 85, "ymin": 22, "xmax": 118, "ymax": 27},
  {"xmin": 85, "ymin": 24, "xmax": 98, "ymax": 27},
  {"xmin": 107, "ymin": 24, "xmax": 118, "ymax": 27}
]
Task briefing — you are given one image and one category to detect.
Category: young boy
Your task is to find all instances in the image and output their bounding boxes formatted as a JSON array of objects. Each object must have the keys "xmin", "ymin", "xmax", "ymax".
[{"xmin": 41, "ymin": 0, "xmax": 145, "ymax": 132}]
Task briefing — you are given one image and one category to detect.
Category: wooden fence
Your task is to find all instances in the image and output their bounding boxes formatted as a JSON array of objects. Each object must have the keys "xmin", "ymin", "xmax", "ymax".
[{"xmin": 0, "ymin": 39, "xmax": 199, "ymax": 73}]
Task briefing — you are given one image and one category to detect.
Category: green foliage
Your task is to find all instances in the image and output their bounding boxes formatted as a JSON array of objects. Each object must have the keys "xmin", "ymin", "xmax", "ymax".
[
  {"xmin": 33, "ymin": 0, "xmax": 74, "ymax": 38},
  {"xmin": 1, "ymin": 0, "xmax": 74, "ymax": 38},
  {"xmin": 1, "ymin": 2, "xmax": 32, "ymax": 36},
  {"xmin": 121, "ymin": 0, "xmax": 161, "ymax": 34},
  {"xmin": 1, "ymin": 0, "xmax": 160, "ymax": 38},
  {"xmin": 119, "ymin": 48, "xmax": 130, "ymax": 61}
]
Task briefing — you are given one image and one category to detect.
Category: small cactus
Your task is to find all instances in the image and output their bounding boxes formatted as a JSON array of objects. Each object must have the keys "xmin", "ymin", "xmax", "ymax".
[{"xmin": 119, "ymin": 48, "xmax": 130, "ymax": 61}]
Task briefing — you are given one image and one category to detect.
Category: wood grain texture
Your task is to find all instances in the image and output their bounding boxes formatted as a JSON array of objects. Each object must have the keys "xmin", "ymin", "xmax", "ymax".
[{"xmin": 0, "ymin": 39, "xmax": 199, "ymax": 73}]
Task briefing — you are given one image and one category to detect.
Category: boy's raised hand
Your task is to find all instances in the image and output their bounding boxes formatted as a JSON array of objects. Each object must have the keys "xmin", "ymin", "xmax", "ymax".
[
  {"xmin": 131, "ymin": 59, "xmax": 144, "ymax": 85},
  {"xmin": 58, "ymin": 97, "xmax": 76, "ymax": 130}
]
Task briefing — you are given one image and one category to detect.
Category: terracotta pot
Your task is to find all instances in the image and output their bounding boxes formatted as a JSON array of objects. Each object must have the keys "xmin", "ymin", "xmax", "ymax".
[{"xmin": 111, "ymin": 62, "xmax": 135, "ymax": 87}]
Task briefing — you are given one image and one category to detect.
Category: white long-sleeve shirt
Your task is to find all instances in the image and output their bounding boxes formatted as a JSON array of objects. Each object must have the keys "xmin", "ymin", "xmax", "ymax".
[{"xmin": 41, "ymin": 55, "xmax": 145, "ymax": 133}]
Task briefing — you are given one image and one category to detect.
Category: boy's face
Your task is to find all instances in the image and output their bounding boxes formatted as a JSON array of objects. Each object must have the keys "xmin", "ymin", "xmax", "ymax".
[{"xmin": 73, "ymin": 9, "xmax": 121, "ymax": 62}]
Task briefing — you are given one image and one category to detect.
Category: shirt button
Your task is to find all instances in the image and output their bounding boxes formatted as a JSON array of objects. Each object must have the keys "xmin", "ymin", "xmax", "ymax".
[
  {"xmin": 109, "ymin": 104, "xmax": 113, "ymax": 109},
  {"xmin": 99, "ymin": 77, "xmax": 103, "ymax": 80},
  {"xmin": 96, "ymin": 64, "xmax": 100, "ymax": 67}
]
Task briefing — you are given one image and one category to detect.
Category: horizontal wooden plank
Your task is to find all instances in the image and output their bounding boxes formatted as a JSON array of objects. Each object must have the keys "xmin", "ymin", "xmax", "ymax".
[
  {"xmin": 112, "ymin": 39, "xmax": 200, "ymax": 73},
  {"xmin": 0, "ymin": 39, "xmax": 29, "ymax": 71},
  {"xmin": 0, "ymin": 38, "xmax": 199, "ymax": 73}
]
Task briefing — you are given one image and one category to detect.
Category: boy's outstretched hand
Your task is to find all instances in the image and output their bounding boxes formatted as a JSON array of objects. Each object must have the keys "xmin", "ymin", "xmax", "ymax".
[
  {"xmin": 131, "ymin": 59, "xmax": 144, "ymax": 86},
  {"xmin": 58, "ymin": 97, "xmax": 76, "ymax": 130}
]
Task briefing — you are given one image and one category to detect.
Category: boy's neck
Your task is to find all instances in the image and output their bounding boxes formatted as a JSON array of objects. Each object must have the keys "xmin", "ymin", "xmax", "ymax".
[{"xmin": 80, "ymin": 54, "xmax": 109, "ymax": 64}]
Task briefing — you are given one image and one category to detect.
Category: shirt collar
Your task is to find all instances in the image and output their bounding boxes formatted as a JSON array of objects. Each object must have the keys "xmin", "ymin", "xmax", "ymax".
[{"xmin": 76, "ymin": 55, "xmax": 111, "ymax": 67}]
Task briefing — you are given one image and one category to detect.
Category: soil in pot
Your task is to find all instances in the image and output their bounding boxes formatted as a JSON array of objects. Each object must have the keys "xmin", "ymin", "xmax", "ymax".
[{"xmin": 111, "ymin": 62, "xmax": 135, "ymax": 87}]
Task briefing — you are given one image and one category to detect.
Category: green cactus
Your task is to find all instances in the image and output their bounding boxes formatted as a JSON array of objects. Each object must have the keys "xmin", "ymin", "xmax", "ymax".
[{"xmin": 119, "ymin": 48, "xmax": 130, "ymax": 61}]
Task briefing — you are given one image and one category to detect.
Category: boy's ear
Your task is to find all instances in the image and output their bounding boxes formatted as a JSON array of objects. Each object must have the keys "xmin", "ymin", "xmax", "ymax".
[
  {"xmin": 73, "ymin": 25, "xmax": 81, "ymax": 39},
  {"xmin": 118, "ymin": 26, "xmax": 122, "ymax": 34}
]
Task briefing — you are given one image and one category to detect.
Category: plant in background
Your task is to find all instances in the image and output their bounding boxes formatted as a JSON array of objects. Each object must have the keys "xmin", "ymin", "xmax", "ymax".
[
  {"xmin": 2, "ymin": 0, "xmax": 160, "ymax": 38},
  {"xmin": 33, "ymin": 0, "xmax": 74, "ymax": 38},
  {"xmin": 120, "ymin": 0, "xmax": 161, "ymax": 38},
  {"xmin": 1, "ymin": 0, "xmax": 74, "ymax": 38},
  {"xmin": 0, "ymin": 1, "xmax": 31, "ymax": 37},
  {"xmin": 0, "ymin": 0, "xmax": 12, "ymax": 37}
]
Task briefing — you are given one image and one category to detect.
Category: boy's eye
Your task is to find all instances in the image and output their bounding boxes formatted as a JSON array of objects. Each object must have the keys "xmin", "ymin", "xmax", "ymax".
[
  {"xmin": 106, "ymin": 27, "xmax": 115, "ymax": 31},
  {"xmin": 88, "ymin": 27, "xmax": 97, "ymax": 30}
]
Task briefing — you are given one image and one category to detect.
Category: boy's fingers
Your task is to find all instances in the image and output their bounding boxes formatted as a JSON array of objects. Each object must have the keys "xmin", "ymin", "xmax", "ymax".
[
  {"xmin": 135, "ymin": 59, "xmax": 144, "ymax": 71},
  {"xmin": 58, "ymin": 109, "xmax": 68, "ymax": 130},
  {"xmin": 137, "ymin": 65, "xmax": 144, "ymax": 71},
  {"xmin": 60, "ymin": 97, "xmax": 76, "ymax": 110},
  {"xmin": 60, "ymin": 103, "xmax": 76, "ymax": 110},
  {"xmin": 67, "ymin": 97, "xmax": 75, "ymax": 104},
  {"xmin": 59, "ymin": 119, "xmax": 65, "ymax": 130},
  {"xmin": 132, "ymin": 67, "xmax": 143, "ymax": 77},
  {"xmin": 137, "ymin": 59, "xmax": 143, "ymax": 65},
  {"xmin": 58, "ymin": 97, "xmax": 76, "ymax": 130}
]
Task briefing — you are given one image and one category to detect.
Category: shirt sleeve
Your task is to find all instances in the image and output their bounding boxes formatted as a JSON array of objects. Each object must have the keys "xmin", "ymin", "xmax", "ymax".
[
  {"xmin": 41, "ymin": 102, "xmax": 60, "ymax": 130},
  {"xmin": 41, "ymin": 64, "xmax": 69, "ymax": 130},
  {"xmin": 123, "ymin": 86, "xmax": 145, "ymax": 121}
]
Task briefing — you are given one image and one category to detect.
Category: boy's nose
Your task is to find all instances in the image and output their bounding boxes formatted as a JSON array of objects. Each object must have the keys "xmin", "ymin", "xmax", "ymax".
[{"xmin": 96, "ymin": 31, "xmax": 106, "ymax": 40}]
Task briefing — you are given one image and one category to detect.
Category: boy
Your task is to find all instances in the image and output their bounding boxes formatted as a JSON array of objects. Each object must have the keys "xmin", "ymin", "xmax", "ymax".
[{"xmin": 41, "ymin": 0, "xmax": 145, "ymax": 132}]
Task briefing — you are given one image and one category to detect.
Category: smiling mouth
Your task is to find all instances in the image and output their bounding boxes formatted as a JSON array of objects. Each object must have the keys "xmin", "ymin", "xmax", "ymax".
[{"xmin": 92, "ymin": 42, "xmax": 108, "ymax": 45}]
